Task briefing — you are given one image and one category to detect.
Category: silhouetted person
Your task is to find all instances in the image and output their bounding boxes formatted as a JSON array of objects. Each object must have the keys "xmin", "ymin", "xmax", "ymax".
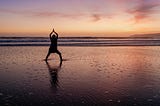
[
  {"xmin": 45, "ymin": 61, "xmax": 62, "ymax": 89},
  {"xmin": 45, "ymin": 28, "xmax": 62, "ymax": 62}
]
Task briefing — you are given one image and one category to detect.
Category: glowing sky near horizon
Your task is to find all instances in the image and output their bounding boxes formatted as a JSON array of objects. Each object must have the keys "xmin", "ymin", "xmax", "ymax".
[{"xmin": 0, "ymin": 0, "xmax": 160, "ymax": 36}]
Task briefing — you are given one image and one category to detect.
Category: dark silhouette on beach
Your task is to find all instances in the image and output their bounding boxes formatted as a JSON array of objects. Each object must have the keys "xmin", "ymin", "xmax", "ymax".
[
  {"xmin": 45, "ymin": 28, "xmax": 62, "ymax": 62},
  {"xmin": 45, "ymin": 61, "xmax": 62, "ymax": 89}
]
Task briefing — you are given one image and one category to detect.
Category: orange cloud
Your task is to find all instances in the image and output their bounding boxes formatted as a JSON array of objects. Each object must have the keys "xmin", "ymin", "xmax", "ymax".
[{"xmin": 91, "ymin": 14, "xmax": 101, "ymax": 22}]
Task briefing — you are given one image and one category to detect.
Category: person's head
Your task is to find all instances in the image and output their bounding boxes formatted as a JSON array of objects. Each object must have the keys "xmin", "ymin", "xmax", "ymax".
[{"xmin": 52, "ymin": 34, "xmax": 56, "ymax": 39}]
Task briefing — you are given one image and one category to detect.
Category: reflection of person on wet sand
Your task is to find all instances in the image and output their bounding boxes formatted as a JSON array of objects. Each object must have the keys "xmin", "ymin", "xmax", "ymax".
[
  {"xmin": 45, "ymin": 61, "xmax": 62, "ymax": 89},
  {"xmin": 45, "ymin": 28, "xmax": 62, "ymax": 62}
]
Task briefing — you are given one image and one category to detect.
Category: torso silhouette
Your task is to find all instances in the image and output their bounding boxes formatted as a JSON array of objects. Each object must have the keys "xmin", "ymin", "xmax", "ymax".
[{"xmin": 49, "ymin": 35, "xmax": 58, "ymax": 52}]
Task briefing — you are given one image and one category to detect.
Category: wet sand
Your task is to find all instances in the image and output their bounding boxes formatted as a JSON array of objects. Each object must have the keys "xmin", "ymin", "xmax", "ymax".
[{"xmin": 0, "ymin": 46, "xmax": 160, "ymax": 105}]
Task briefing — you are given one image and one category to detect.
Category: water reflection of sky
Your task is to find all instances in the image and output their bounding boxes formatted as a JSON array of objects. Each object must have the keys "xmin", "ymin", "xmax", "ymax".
[{"xmin": 0, "ymin": 46, "xmax": 160, "ymax": 105}]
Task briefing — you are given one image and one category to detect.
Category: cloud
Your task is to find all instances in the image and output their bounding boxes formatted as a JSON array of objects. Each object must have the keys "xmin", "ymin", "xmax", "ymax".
[
  {"xmin": 91, "ymin": 14, "xmax": 101, "ymax": 22},
  {"xmin": 0, "ymin": 8, "xmax": 84, "ymax": 19},
  {"xmin": 30, "ymin": 11, "xmax": 59, "ymax": 17},
  {"xmin": 0, "ymin": 8, "xmax": 23, "ymax": 14},
  {"xmin": 0, "ymin": 8, "xmax": 113, "ymax": 23},
  {"xmin": 127, "ymin": 0, "xmax": 159, "ymax": 23}
]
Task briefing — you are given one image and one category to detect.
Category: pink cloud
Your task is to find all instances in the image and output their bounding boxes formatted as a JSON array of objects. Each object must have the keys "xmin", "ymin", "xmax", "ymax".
[
  {"xmin": 127, "ymin": 0, "xmax": 159, "ymax": 23},
  {"xmin": 0, "ymin": 8, "xmax": 114, "ymax": 22},
  {"xmin": 0, "ymin": 8, "xmax": 84, "ymax": 19}
]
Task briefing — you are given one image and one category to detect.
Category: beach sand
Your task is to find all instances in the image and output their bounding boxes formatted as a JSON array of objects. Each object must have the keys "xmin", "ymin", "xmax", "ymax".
[{"xmin": 0, "ymin": 46, "xmax": 160, "ymax": 105}]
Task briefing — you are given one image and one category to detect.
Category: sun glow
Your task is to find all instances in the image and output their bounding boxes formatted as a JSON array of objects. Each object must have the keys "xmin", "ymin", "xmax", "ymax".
[{"xmin": 0, "ymin": 0, "xmax": 159, "ymax": 36}]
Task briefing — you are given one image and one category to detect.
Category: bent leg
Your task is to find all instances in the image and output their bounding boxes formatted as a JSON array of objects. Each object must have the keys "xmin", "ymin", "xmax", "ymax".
[{"xmin": 56, "ymin": 50, "xmax": 62, "ymax": 62}]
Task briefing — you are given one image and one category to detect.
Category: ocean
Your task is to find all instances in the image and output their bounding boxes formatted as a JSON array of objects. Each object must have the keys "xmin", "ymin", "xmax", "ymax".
[
  {"xmin": 0, "ymin": 37, "xmax": 160, "ymax": 46},
  {"xmin": 1, "ymin": 36, "xmax": 160, "ymax": 105}
]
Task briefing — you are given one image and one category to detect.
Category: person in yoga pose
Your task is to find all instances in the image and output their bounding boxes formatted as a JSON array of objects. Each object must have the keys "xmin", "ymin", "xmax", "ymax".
[{"xmin": 45, "ymin": 28, "xmax": 62, "ymax": 62}]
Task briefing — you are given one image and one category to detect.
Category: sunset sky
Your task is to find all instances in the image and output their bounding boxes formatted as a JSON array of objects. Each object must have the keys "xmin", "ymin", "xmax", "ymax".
[{"xmin": 0, "ymin": 0, "xmax": 160, "ymax": 36}]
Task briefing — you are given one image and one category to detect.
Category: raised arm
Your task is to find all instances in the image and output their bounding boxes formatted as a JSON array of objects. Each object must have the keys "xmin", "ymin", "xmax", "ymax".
[
  {"xmin": 49, "ymin": 28, "xmax": 59, "ymax": 39},
  {"xmin": 53, "ymin": 28, "xmax": 59, "ymax": 38},
  {"xmin": 49, "ymin": 29, "xmax": 54, "ymax": 40}
]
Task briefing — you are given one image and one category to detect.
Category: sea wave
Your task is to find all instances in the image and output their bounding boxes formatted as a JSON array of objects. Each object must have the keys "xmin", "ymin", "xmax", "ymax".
[{"xmin": 0, "ymin": 37, "xmax": 160, "ymax": 46}]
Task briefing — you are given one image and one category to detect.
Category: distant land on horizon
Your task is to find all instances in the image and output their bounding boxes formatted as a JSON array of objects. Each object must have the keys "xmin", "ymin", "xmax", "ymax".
[{"xmin": 130, "ymin": 33, "xmax": 160, "ymax": 39}]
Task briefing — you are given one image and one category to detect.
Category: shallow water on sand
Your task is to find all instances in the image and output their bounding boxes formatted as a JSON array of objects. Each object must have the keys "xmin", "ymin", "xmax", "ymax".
[{"xmin": 0, "ymin": 46, "xmax": 160, "ymax": 105}]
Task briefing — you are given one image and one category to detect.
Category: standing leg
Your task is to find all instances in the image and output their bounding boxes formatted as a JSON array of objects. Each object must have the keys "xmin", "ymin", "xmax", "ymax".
[
  {"xmin": 45, "ymin": 52, "xmax": 51, "ymax": 61},
  {"xmin": 56, "ymin": 50, "xmax": 62, "ymax": 62}
]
